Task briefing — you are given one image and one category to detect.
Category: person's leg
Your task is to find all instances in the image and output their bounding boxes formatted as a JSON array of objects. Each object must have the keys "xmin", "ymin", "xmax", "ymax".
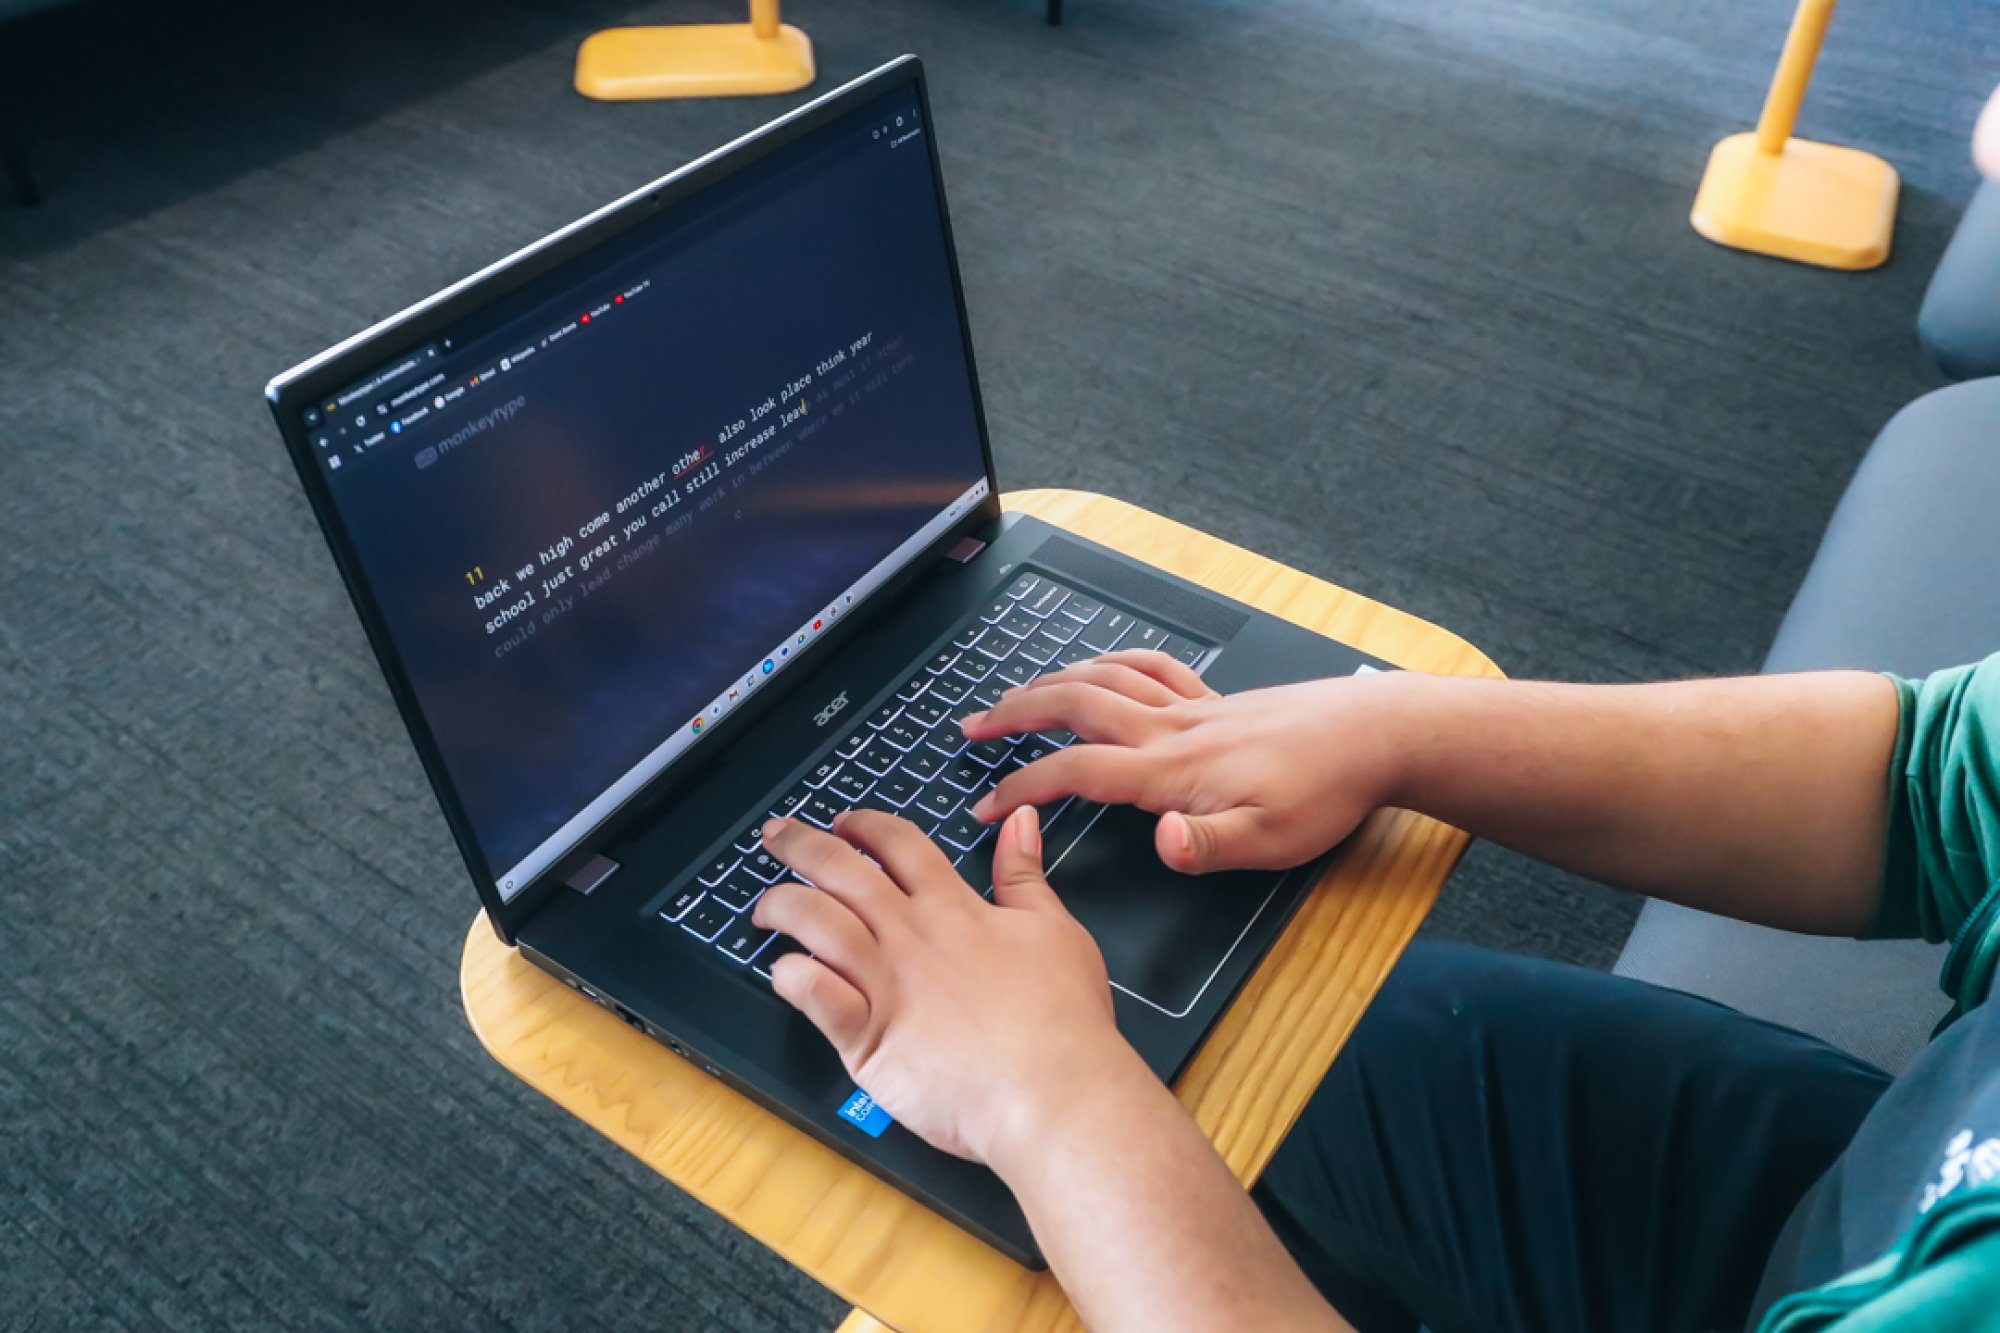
[{"xmin": 1252, "ymin": 941, "xmax": 1893, "ymax": 1333}]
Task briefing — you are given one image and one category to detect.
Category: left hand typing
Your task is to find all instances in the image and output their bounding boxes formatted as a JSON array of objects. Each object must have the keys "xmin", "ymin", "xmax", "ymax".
[{"xmin": 752, "ymin": 806, "xmax": 1139, "ymax": 1165}]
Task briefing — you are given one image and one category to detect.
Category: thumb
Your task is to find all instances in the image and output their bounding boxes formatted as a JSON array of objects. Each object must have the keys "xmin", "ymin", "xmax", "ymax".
[
  {"xmin": 991, "ymin": 807, "xmax": 1060, "ymax": 912},
  {"xmin": 1157, "ymin": 808, "xmax": 1267, "ymax": 874}
]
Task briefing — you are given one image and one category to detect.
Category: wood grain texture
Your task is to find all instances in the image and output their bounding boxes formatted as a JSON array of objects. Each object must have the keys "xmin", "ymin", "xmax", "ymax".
[{"xmin": 461, "ymin": 490, "xmax": 1502, "ymax": 1333}]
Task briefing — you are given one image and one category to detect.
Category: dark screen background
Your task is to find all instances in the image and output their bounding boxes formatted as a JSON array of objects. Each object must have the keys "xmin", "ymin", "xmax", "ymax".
[{"xmin": 322, "ymin": 86, "xmax": 987, "ymax": 880}]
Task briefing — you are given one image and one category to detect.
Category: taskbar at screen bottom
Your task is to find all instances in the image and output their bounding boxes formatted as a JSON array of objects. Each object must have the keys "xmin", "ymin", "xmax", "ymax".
[{"xmin": 493, "ymin": 475, "xmax": 993, "ymax": 900}]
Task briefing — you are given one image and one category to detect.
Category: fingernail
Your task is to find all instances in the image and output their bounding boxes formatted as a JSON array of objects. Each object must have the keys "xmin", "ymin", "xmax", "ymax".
[
  {"xmin": 764, "ymin": 817, "xmax": 790, "ymax": 840},
  {"xmin": 830, "ymin": 809, "xmax": 849, "ymax": 830},
  {"xmin": 970, "ymin": 794, "xmax": 993, "ymax": 821},
  {"xmin": 1014, "ymin": 806, "xmax": 1041, "ymax": 857},
  {"xmin": 1168, "ymin": 812, "xmax": 1191, "ymax": 855}
]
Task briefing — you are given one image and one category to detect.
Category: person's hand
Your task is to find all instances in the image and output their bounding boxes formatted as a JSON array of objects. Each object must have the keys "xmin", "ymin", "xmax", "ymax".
[
  {"xmin": 960, "ymin": 650, "xmax": 1404, "ymax": 874},
  {"xmin": 750, "ymin": 806, "xmax": 1139, "ymax": 1165}
]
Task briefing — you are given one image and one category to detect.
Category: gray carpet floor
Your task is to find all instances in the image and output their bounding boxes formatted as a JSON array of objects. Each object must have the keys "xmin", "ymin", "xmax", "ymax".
[{"xmin": 4, "ymin": 0, "xmax": 1997, "ymax": 1327}]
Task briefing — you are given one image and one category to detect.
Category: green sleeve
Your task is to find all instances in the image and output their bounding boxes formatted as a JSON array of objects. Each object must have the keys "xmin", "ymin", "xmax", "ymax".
[
  {"xmin": 1869, "ymin": 654, "xmax": 2000, "ymax": 945},
  {"xmin": 1763, "ymin": 1234, "xmax": 2000, "ymax": 1332}
]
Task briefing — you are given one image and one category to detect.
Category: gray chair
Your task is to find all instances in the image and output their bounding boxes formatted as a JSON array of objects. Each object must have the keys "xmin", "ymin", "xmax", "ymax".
[
  {"xmin": 1919, "ymin": 180, "xmax": 2000, "ymax": 381},
  {"xmin": 1614, "ymin": 377, "xmax": 2000, "ymax": 1072}
]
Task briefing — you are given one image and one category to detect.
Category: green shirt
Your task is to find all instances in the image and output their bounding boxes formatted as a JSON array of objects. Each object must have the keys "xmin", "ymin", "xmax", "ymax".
[{"xmin": 1751, "ymin": 656, "xmax": 2000, "ymax": 1331}]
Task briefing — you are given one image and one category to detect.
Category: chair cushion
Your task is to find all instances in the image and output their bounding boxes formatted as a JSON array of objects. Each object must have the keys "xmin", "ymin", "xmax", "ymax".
[
  {"xmin": 1918, "ymin": 180, "xmax": 2000, "ymax": 382},
  {"xmin": 1617, "ymin": 380, "xmax": 2000, "ymax": 1073}
]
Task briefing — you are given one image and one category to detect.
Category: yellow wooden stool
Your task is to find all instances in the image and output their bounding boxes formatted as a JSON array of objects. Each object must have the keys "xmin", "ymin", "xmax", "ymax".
[
  {"xmin": 575, "ymin": 0, "xmax": 814, "ymax": 102},
  {"xmin": 1691, "ymin": 0, "xmax": 1898, "ymax": 270},
  {"xmin": 462, "ymin": 490, "xmax": 1503, "ymax": 1332}
]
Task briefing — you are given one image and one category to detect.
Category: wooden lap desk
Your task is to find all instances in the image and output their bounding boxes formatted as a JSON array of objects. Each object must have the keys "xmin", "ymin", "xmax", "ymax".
[{"xmin": 460, "ymin": 488, "xmax": 1502, "ymax": 1333}]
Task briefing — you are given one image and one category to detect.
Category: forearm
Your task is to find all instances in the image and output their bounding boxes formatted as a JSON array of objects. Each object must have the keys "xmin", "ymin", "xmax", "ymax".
[
  {"xmin": 1371, "ymin": 670, "xmax": 1901, "ymax": 934},
  {"xmin": 992, "ymin": 1049, "xmax": 1349, "ymax": 1333}
]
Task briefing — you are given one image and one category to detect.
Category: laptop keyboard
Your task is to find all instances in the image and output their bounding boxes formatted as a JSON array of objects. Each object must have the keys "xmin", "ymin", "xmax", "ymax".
[{"xmin": 655, "ymin": 570, "xmax": 1210, "ymax": 978}]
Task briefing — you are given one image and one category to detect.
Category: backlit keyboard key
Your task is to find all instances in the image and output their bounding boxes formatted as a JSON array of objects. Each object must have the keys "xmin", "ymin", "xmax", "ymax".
[
  {"xmin": 853, "ymin": 737, "xmax": 902, "ymax": 776},
  {"xmin": 659, "ymin": 885, "xmax": 704, "ymax": 922},
  {"xmin": 964, "ymin": 738, "xmax": 1015, "ymax": 768},
  {"xmin": 993, "ymin": 658, "xmax": 1037, "ymax": 689},
  {"xmin": 881, "ymin": 717, "xmax": 927, "ymax": 751},
  {"xmin": 1013, "ymin": 736, "xmax": 1059, "ymax": 767},
  {"xmin": 912, "ymin": 782, "xmax": 962, "ymax": 822},
  {"xmin": 742, "ymin": 849, "xmax": 787, "ymax": 882},
  {"xmin": 902, "ymin": 748, "xmax": 947, "ymax": 782},
  {"xmin": 980, "ymin": 599, "xmax": 1012, "ymax": 624},
  {"xmin": 828, "ymin": 768, "xmax": 874, "ymax": 804},
  {"xmin": 1019, "ymin": 632, "xmax": 1062, "ymax": 666},
  {"xmin": 719, "ymin": 923, "xmax": 775, "ymax": 964},
  {"xmin": 835, "ymin": 732, "xmax": 869, "ymax": 759},
  {"xmin": 1079, "ymin": 610, "xmax": 1134, "ymax": 652},
  {"xmin": 951, "ymin": 656, "xmax": 995, "ymax": 684},
  {"xmin": 1039, "ymin": 615, "xmax": 1081, "ymax": 645},
  {"xmin": 710, "ymin": 866, "xmax": 766, "ymax": 911},
  {"xmin": 877, "ymin": 772, "xmax": 922, "ymax": 807},
  {"xmin": 937, "ymin": 810, "xmax": 993, "ymax": 851},
  {"xmin": 925, "ymin": 650, "xmax": 960, "ymax": 675},
  {"xmin": 1059, "ymin": 594, "xmax": 1104, "ymax": 624},
  {"xmin": 996, "ymin": 607, "xmax": 1040, "ymax": 639},
  {"xmin": 927, "ymin": 674, "xmax": 971, "ymax": 704},
  {"xmin": 896, "ymin": 674, "xmax": 932, "ymax": 702},
  {"xmin": 698, "ymin": 854, "xmax": 739, "ymax": 887},
  {"xmin": 798, "ymin": 791, "xmax": 844, "ymax": 827},
  {"xmin": 867, "ymin": 703, "xmax": 902, "ymax": 730},
  {"xmin": 1025, "ymin": 584, "xmax": 1069, "ymax": 618},
  {"xmin": 902, "ymin": 694, "xmax": 949, "ymax": 729},
  {"xmin": 924, "ymin": 727, "xmax": 969, "ymax": 758},
  {"xmin": 1129, "ymin": 623, "xmax": 1170, "ymax": 653},
  {"xmin": 804, "ymin": 758, "xmax": 841, "ymax": 789},
  {"xmin": 942, "ymin": 758, "xmax": 989, "ymax": 792},
  {"xmin": 1004, "ymin": 573, "xmax": 1040, "ymax": 600},
  {"xmin": 682, "ymin": 897, "xmax": 733, "ymax": 942}
]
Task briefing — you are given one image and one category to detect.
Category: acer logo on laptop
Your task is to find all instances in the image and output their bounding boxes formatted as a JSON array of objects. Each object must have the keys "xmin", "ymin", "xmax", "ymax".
[{"xmin": 813, "ymin": 691, "xmax": 850, "ymax": 727}]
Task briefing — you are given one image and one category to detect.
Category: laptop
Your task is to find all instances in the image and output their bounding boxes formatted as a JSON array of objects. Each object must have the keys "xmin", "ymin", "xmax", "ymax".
[{"xmin": 265, "ymin": 55, "xmax": 1384, "ymax": 1266}]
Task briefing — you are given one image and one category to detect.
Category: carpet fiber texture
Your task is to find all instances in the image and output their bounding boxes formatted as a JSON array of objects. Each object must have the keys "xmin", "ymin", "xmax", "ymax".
[{"xmin": 4, "ymin": 0, "xmax": 1998, "ymax": 1327}]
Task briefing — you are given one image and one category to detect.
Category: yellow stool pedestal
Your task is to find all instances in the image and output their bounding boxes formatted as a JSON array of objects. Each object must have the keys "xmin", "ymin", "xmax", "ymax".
[
  {"xmin": 575, "ymin": 22, "xmax": 815, "ymax": 101},
  {"xmin": 1692, "ymin": 132, "xmax": 1899, "ymax": 271}
]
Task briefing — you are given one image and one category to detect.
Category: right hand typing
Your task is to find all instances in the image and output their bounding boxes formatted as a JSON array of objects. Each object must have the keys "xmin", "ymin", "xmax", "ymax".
[{"xmin": 961, "ymin": 650, "xmax": 1404, "ymax": 874}]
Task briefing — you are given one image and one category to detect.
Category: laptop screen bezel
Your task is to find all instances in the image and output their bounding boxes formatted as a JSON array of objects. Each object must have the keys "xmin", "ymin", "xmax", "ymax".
[{"xmin": 264, "ymin": 56, "xmax": 1003, "ymax": 939}]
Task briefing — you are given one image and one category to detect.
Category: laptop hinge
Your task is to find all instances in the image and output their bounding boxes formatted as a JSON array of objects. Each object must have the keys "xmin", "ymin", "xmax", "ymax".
[
  {"xmin": 563, "ymin": 854, "xmax": 620, "ymax": 896},
  {"xmin": 944, "ymin": 536, "xmax": 987, "ymax": 563}
]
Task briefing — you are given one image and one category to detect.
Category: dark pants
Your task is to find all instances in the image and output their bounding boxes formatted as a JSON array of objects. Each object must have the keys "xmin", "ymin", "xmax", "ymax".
[{"xmin": 1252, "ymin": 942, "xmax": 1893, "ymax": 1333}]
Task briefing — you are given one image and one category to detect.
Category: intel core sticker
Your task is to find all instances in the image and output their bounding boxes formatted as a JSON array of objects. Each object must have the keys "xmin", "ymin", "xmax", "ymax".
[{"xmin": 838, "ymin": 1089, "xmax": 893, "ymax": 1138}]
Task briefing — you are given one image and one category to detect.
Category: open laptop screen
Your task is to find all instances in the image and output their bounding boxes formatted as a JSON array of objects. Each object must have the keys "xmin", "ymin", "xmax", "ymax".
[{"xmin": 303, "ymin": 79, "xmax": 988, "ymax": 900}]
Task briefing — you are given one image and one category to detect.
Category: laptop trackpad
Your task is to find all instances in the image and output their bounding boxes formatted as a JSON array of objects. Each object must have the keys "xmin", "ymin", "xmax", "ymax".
[{"xmin": 1046, "ymin": 804, "xmax": 1283, "ymax": 1019}]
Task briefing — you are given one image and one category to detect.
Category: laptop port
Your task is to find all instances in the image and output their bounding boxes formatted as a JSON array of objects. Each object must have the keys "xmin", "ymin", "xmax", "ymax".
[{"xmin": 610, "ymin": 1002, "xmax": 648, "ymax": 1034}]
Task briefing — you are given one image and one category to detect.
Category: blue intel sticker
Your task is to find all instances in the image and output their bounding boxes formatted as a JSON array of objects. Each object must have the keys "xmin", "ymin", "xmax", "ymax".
[{"xmin": 838, "ymin": 1089, "xmax": 894, "ymax": 1138}]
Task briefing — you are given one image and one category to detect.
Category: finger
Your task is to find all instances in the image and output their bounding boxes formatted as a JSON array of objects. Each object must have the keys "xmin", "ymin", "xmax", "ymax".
[
  {"xmin": 833, "ymin": 808, "xmax": 965, "ymax": 899},
  {"xmin": 959, "ymin": 682, "xmax": 1160, "ymax": 746},
  {"xmin": 763, "ymin": 817, "xmax": 901, "ymax": 936},
  {"xmin": 769, "ymin": 953, "xmax": 871, "ymax": 1052},
  {"xmin": 753, "ymin": 880, "xmax": 880, "ymax": 987},
  {"xmin": 1087, "ymin": 648, "xmax": 1218, "ymax": 701},
  {"xmin": 1013, "ymin": 659, "xmax": 1183, "ymax": 708},
  {"xmin": 971, "ymin": 744, "xmax": 1152, "ymax": 822},
  {"xmin": 1157, "ymin": 807, "xmax": 1275, "ymax": 874},
  {"xmin": 990, "ymin": 807, "xmax": 1063, "ymax": 914}
]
